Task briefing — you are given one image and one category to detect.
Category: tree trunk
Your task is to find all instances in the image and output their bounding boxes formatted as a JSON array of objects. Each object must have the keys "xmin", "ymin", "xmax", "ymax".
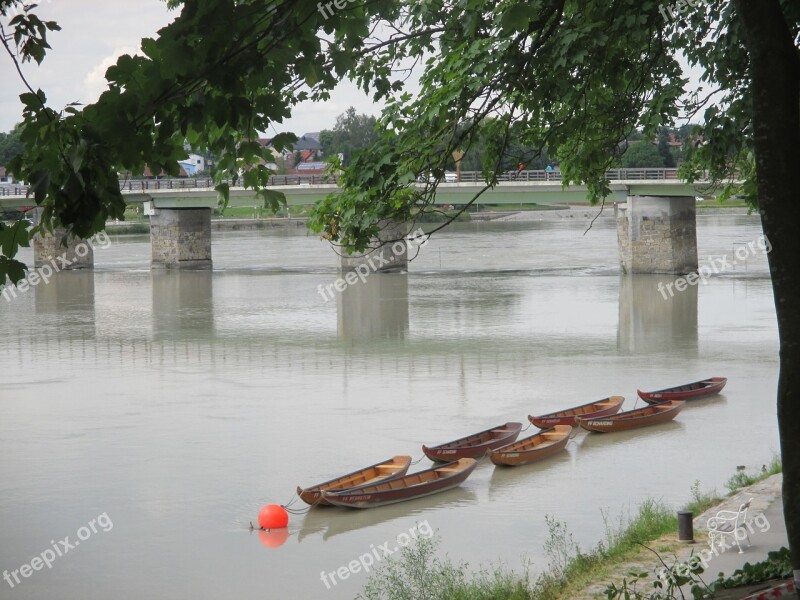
[{"xmin": 733, "ymin": 0, "xmax": 800, "ymax": 591}]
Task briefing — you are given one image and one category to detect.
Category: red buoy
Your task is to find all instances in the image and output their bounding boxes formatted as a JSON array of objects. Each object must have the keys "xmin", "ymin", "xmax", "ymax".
[{"xmin": 258, "ymin": 504, "xmax": 289, "ymax": 530}]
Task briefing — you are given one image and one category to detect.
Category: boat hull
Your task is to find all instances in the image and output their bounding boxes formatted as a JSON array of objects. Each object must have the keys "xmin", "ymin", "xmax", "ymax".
[
  {"xmin": 638, "ymin": 377, "xmax": 727, "ymax": 403},
  {"xmin": 529, "ymin": 396, "xmax": 624, "ymax": 428},
  {"xmin": 578, "ymin": 401, "xmax": 684, "ymax": 433},
  {"xmin": 297, "ymin": 456, "xmax": 412, "ymax": 506},
  {"xmin": 488, "ymin": 426, "xmax": 572, "ymax": 466},
  {"xmin": 322, "ymin": 459, "xmax": 478, "ymax": 508},
  {"xmin": 423, "ymin": 422, "xmax": 522, "ymax": 462}
]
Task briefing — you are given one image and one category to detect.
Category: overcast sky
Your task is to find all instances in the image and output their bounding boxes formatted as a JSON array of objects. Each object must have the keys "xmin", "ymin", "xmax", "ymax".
[{"xmin": 0, "ymin": 0, "xmax": 385, "ymax": 134}]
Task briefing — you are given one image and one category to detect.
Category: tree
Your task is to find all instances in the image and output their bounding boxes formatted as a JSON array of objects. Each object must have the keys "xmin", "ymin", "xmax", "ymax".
[
  {"xmin": 657, "ymin": 127, "xmax": 676, "ymax": 168},
  {"xmin": 620, "ymin": 141, "xmax": 665, "ymax": 169},
  {"xmin": 0, "ymin": 124, "xmax": 24, "ymax": 166},
  {"xmin": 1, "ymin": 0, "xmax": 799, "ymax": 585},
  {"xmin": 319, "ymin": 107, "xmax": 377, "ymax": 166}
]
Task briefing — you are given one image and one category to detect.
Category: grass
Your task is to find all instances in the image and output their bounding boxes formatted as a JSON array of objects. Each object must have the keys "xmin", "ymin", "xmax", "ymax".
[
  {"xmin": 726, "ymin": 454, "xmax": 782, "ymax": 494},
  {"xmin": 358, "ymin": 500, "xmax": 678, "ymax": 600},
  {"xmin": 358, "ymin": 535, "xmax": 534, "ymax": 600},
  {"xmin": 358, "ymin": 460, "xmax": 785, "ymax": 600},
  {"xmin": 105, "ymin": 222, "xmax": 150, "ymax": 235},
  {"xmin": 685, "ymin": 479, "xmax": 725, "ymax": 516},
  {"xmin": 475, "ymin": 203, "xmax": 565, "ymax": 212},
  {"xmin": 532, "ymin": 500, "xmax": 678, "ymax": 600},
  {"xmin": 213, "ymin": 205, "xmax": 310, "ymax": 218}
]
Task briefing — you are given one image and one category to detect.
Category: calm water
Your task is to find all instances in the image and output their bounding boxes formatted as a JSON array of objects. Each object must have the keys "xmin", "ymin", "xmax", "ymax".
[{"xmin": 0, "ymin": 213, "xmax": 779, "ymax": 600}]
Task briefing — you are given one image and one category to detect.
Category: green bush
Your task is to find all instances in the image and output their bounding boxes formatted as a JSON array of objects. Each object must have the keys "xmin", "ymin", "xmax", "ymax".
[
  {"xmin": 714, "ymin": 547, "xmax": 792, "ymax": 589},
  {"xmin": 358, "ymin": 535, "xmax": 534, "ymax": 600}
]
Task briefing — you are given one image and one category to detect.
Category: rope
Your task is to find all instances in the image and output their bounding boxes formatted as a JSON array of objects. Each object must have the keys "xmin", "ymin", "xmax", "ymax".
[
  {"xmin": 410, "ymin": 454, "xmax": 427, "ymax": 466},
  {"xmin": 520, "ymin": 422, "xmax": 532, "ymax": 432},
  {"xmin": 568, "ymin": 427, "xmax": 580, "ymax": 440},
  {"xmin": 283, "ymin": 491, "xmax": 325, "ymax": 514},
  {"xmin": 283, "ymin": 504, "xmax": 315, "ymax": 515}
]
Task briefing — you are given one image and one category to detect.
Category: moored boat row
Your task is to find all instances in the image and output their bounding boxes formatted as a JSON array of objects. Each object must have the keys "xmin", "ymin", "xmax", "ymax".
[{"xmin": 293, "ymin": 376, "xmax": 726, "ymax": 509}]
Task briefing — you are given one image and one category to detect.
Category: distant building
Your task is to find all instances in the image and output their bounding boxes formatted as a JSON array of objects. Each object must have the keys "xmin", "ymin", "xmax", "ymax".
[
  {"xmin": 295, "ymin": 161, "xmax": 327, "ymax": 171},
  {"xmin": 293, "ymin": 135, "xmax": 322, "ymax": 153},
  {"xmin": 0, "ymin": 167, "xmax": 16, "ymax": 184},
  {"xmin": 259, "ymin": 134, "xmax": 323, "ymax": 170},
  {"xmin": 178, "ymin": 153, "xmax": 206, "ymax": 176},
  {"xmin": 138, "ymin": 165, "xmax": 188, "ymax": 179},
  {"xmin": 261, "ymin": 135, "xmax": 322, "ymax": 155}
]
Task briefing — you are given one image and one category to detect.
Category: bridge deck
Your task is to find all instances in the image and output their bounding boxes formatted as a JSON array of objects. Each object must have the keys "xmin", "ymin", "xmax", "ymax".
[{"xmin": 0, "ymin": 169, "xmax": 720, "ymax": 210}]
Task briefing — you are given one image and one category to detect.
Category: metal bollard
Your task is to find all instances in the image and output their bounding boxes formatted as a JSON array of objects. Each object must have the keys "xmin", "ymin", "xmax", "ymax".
[{"xmin": 678, "ymin": 511, "xmax": 694, "ymax": 543}]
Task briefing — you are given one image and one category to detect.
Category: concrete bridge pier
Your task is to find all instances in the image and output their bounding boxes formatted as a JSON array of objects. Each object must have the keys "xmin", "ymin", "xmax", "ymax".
[
  {"xmin": 616, "ymin": 196, "xmax": 698, "ymax": 275},
  {"xmin": 150, "ymin": 207, "xmax": 212, "ymax": 270},
  {"xmin": 31, "ymin": 208, "xmax": 94, "ymax": 270},
  {"xmin": 339, "ymin": 220, "xmax": 408, "ymax": 273}
]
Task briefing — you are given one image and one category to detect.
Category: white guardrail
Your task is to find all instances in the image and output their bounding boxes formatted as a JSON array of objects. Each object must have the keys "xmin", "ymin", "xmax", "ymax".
[{"xmin": 0, "ymin": 168, "xmax": 691, "ymax": 197}]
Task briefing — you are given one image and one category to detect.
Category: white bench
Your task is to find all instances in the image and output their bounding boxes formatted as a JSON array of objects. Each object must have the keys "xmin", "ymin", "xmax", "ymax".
[{"xmin": 707, "ymin": 497, "xmax": 753, "ymax": 554}]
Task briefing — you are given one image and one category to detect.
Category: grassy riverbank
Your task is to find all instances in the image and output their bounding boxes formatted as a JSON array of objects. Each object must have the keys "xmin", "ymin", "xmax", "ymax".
[{"xmin": 359, "ymin": 458, "xmax": 783, "ymax": 600}]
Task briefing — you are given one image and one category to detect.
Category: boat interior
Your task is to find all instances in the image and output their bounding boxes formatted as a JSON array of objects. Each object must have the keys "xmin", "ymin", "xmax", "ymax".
[
  {"xmin": 433, "ymin": 425, "xmax": 517, "ymax": 449},
  {"xmin": 346, "ymin": 462, "xmax": 470, "ymax": 493},
  {"xmin": 308, "ymin": 457, "xmax": 409, "ymax": 491},
  {"xmin": 500, "ymin": 428, "xmax": 570, "ymax": 452}
]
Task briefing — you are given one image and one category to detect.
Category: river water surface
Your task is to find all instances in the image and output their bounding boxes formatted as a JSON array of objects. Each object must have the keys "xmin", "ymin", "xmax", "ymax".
[{"xmin": 0, "ymin": 213, "xmax": 779, "ymax": 599}]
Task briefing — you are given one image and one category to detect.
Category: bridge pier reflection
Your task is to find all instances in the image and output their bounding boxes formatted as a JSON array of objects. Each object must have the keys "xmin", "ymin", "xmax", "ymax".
[
  {"xmin": 337, "ymin": 272, "xmax": 409, "ymax": 341},
  {"xmin": 617, "ymin": 274, "xmax": 698, "ymax": 356},
  {"xmin": 151, "ymin": 269, "xmax": 215, "ymax": 340}
]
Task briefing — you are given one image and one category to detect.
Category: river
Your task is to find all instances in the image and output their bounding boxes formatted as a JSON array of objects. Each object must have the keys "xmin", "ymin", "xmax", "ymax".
[{"xmin": 0, "ymin": 212, "xmax": 778, "ymax": 599}]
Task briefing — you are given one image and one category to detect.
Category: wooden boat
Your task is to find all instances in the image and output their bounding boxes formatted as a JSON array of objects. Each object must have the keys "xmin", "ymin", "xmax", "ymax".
[
  {"xmin": 528, "ymin": 396, "xmax": 624, "ymax": 428},
  {"xmin": 578, "ymin": 400, "xmax": 684, "ymax": 433},
  {"xmin": 637, "ymin": 377, "xmax": 727, "ymax": 403},
  {"xmin": 297, "ymin": 456, "xmax": 412, "ymax": 506},
  {"xmin": 422, "ymin": 422, "xmax": 522, "ymax": 462},
  {"xmin": 488, "ymin": 425, "xmax": 572, "ymax": 466},
  {"xmin": 321, "ymin": 458, "xmax": 478, "ymax": 508}
]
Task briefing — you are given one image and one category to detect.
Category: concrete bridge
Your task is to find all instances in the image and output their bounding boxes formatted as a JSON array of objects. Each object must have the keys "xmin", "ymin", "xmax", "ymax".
[{"xmin": 0, "ymin": 169, "xmax": 724, "ymax": 274}]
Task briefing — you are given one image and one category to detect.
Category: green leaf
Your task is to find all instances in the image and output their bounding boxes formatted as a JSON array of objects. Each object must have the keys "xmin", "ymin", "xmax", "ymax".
[
  {"xmin": 215, "ymin": 183, "xmax": 230, "ymax": 209},
  {"xmin": 501, "ymin": 4, "xmax": 531, "ymax": 31},
  {"xmin": 258, "ymin": 189, "xmax": 286, "ymax": 212}
]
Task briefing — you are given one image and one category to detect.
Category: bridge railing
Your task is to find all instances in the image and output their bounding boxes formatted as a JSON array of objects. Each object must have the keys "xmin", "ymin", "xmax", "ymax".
[
  {"xmin": 0, "ymin": 168, "xmax": 698, "ymax": 198},
  {"xmin": 0, "ymin": 186, "xmax": 31, "ymax": 197}
]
